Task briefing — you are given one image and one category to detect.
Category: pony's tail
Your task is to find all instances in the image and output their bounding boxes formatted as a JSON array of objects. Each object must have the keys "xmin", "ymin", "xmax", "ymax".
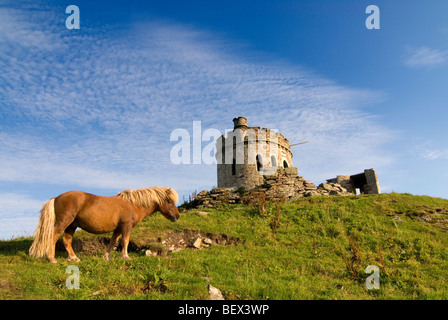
[{"xmin": 29, "ymin": 198, "xmax": 56, "ymax": 259}]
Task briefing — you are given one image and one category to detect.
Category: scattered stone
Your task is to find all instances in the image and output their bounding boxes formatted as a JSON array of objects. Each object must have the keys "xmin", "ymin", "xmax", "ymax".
[
  {"xmin": 196, "ymin": 211, "xmax": 210, "ymax": 216},
  {"xmin": 56, "ymin": 229, "xmax": 240, "ymax": 256},
  {"xmin": 417, "ymin": 216, "xmax": 433, "ymax": 223},
  {"xmin": 197, "ymin": 190, "xmax": 208, "ymax": 197},
  {"xmin": 208, "ymin": 284, "xmax": 224, "ymax": 300},
  {"xmin": 203, "ymin": 238, "xmax": 213, "ymax": 245},
  {"xmin": 190, "ymin": 236, "xmax": 202, "ymax": 249},
  {"xmin": 92, "ymin": 290, "xmax": 103, "ymax": 296},
  {"xmin": 319, "ymin": 183, "xmax": 334, "ymax": 191},
  {"xmin": 145, "ymin": 250, "xmax": 157, "ymax": 257}
]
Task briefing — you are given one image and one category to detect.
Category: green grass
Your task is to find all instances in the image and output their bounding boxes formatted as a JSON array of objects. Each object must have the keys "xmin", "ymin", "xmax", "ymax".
[{"xmin": 1, "ymin": 193, "xmax": 448, "ymax": 300}]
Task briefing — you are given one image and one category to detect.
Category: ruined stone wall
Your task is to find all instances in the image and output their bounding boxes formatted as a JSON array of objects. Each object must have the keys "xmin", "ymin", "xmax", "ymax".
[
  {"xmin": 326, "ymin": 169, "xmax": 381, "ymax": 195},
  {"xmin": 192, "ymin": 167, "xmax": 350, "ymax": 208}
]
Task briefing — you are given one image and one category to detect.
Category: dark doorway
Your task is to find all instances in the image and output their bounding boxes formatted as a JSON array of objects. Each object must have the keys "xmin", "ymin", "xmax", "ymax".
[
  {"xmin": 350, "ymin": 173, "xmax": 368, "ymax": 194},
  {"xmin": 256, "ymin": 154, "xmax": 262, "ymax": 171}
]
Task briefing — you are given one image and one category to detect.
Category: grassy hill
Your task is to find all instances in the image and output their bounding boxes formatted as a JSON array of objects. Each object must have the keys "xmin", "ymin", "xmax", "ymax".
[{"xmin": 1, "ymin": 193, "xmax": 448, "ymax": 300}]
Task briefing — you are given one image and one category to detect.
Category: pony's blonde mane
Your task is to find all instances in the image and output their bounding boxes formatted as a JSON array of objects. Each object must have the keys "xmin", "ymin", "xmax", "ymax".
[{"xmin": 117, "ymin": 187, "xmax": 179, "ymax": 207}]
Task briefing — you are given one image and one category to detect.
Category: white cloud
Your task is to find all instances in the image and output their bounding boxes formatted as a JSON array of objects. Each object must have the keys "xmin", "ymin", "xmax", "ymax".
[
  {"xmin": 412, "ymin": 140, "xmax": 448, "ymax": 160},
  {"xmin": 0, "ymin": 193, "xmax": 43, "ymax": 216},
  {"xmin": 0, "ymin": 216, "xmax": 38, "ymax": 240},
  {"xmin": 0, "ymin": 193, "xmax": 43, "ymax": 240},
  {"xmin": 404, "ymin": 46, "xmax": 448, "ymax": 68}
]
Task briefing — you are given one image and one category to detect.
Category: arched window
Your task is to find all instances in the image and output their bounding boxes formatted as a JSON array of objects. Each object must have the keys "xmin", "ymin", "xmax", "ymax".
[
  {"xmin": 271, "ymin": 155, "xmax": 277, "ymax": 167},
  {"xmin": 256, "ymin": 154, "xmax": 262, "ymax": 172},
  {"xmin": 283, "ymin": 160, "xmax": 289, "ymax": 168}
]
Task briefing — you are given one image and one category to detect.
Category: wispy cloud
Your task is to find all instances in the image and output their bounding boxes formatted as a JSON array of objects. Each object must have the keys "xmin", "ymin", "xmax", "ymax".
[
  {"xmin": 404, "ymin": 46, "xmax": 448, "ymax": 68},
  {"xmin": 0, "ymin": 3, "xmax": 394, "ymax": 200},
  {"xmin": 412, "ymin": 140, "xmax": 448, "ymax": 160},
  {"xmin": 0, "ymin": 193, "xmax": 44, "ymax": 239}
]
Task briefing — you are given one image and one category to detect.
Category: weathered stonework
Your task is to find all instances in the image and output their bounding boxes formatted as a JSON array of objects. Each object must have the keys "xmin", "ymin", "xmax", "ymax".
[
  {"xmin": 326, "ymin": 169, "xmax": 381, "ymax": 195},
  {"xmin": 215, "ymin": 116, "xmax": 294, "ymax": 190},
  {"xmin": 191, "ymin": 167, "xmax": 351, "ymax": 208},
  {"xmin": 185, "ymin": 117, "xmax": 381, "ymax": 209}
]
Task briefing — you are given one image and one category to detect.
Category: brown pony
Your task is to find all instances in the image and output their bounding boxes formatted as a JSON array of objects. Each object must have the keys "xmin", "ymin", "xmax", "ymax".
[{"xmin": 29, "ymin": 187, "xmax": 180, "ymax": 263}]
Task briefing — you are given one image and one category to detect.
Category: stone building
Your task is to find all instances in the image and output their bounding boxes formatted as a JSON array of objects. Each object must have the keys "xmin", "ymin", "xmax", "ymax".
[
  {"xmin": 187, "ymin": 116, "xmax": 381, "ymax": 208},
  {"xmin": 215, "ymin": 116, "xmax": 295, "ymax": 190},
  {"xmin": 326, "ymin": 169, "xmax": 381, "ymax": 195}
]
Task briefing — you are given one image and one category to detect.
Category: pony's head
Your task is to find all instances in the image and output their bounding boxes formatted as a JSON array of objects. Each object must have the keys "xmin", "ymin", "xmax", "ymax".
[
  {"xmin": 158, "ymin": 188, "xmax": 180, "ymax": 222},
  {"xmin": 117, "ymin": 187, "xmax": 180, "ymax": 222}
]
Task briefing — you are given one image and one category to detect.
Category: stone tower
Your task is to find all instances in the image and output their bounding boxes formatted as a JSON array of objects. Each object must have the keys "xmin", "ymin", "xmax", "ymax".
[{"xmin": 215, "ymin": 116, "xmax": 296, "ymax": 190}]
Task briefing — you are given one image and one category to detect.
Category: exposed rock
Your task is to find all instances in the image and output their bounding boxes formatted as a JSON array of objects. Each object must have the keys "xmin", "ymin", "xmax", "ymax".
[
  {"xmin": 208, "ymin": 284, "xmax": 224, "ymax": 300},
  {"xmin": 197, "ymin": 190, "xmax": 209, "ymax": 197},
  {"xmin": 92, "ymin": 290, "xmax": 103, "ymax": 296},
  {"xmin": 145, "ymin": 250, "xmax": 157, "ymax": 257},
  {"xmin": 319, "ymin": 183, "xmax": 335, "ymax": 192},
  {"xmin": 190, "ymin": 236, "xmax": 202, "ymax": 249},
  {"xmin": 284, "ymin": 167, "xmax": 298, "ymax": 176},
  {"xmin": 304, "ymin": 191, "xmax": 320, "ymax": 197}
]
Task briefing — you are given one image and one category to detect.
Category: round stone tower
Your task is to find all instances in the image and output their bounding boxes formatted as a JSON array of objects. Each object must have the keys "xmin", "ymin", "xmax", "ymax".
[{"xmin": 215, "ymin": 116, "xmax": 295, "ymax": 190}]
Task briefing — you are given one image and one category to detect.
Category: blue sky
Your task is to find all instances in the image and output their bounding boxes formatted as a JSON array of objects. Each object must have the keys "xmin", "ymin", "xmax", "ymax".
[{"xmin": 0, "ymin": 0, "xmax": 447, "ymax": 239}]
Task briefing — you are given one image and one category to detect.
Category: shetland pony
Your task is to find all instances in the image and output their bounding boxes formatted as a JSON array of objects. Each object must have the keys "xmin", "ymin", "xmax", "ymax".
[{"xmin": 29, "ymin": 187, "xmax": 179, "ymax": 263}]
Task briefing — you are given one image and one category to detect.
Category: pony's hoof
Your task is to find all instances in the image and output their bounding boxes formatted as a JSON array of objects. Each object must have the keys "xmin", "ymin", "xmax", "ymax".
[
  {"xmin": 49, "ymin": 259, "xmax": 57, "ymax": 264},
  {"xmin": 68, "ymin": 256, "xmax": 80, "ymax": 262},
  {"xmin": 102, "ymin": 253, "xmax": 111, "ymax": 261},
  {"xmin": 122, "ymin": 255, "xmax": 131, "ymax": 260}
]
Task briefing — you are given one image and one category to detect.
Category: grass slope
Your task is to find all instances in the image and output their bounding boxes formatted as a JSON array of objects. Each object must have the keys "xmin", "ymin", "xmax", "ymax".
[{"xmin": 1, "ymin": 193, "xmax": 448, "ymax": 300}]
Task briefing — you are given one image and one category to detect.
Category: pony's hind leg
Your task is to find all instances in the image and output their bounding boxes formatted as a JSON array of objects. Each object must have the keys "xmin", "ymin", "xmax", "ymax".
[
  {"xmin": 48, "ymin": 221, "xmax": 67, "ymax": 263},
  {"xmin": 63, "ymin": 224, "xmax": 80, "ymax": 262},
  {"xmin": 121, "ymin": 225, "xmax": 132, "ymax": 260},
  {"xmin": 103, "ymin": 231, "xmax": 121, "ymax": 261}
]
